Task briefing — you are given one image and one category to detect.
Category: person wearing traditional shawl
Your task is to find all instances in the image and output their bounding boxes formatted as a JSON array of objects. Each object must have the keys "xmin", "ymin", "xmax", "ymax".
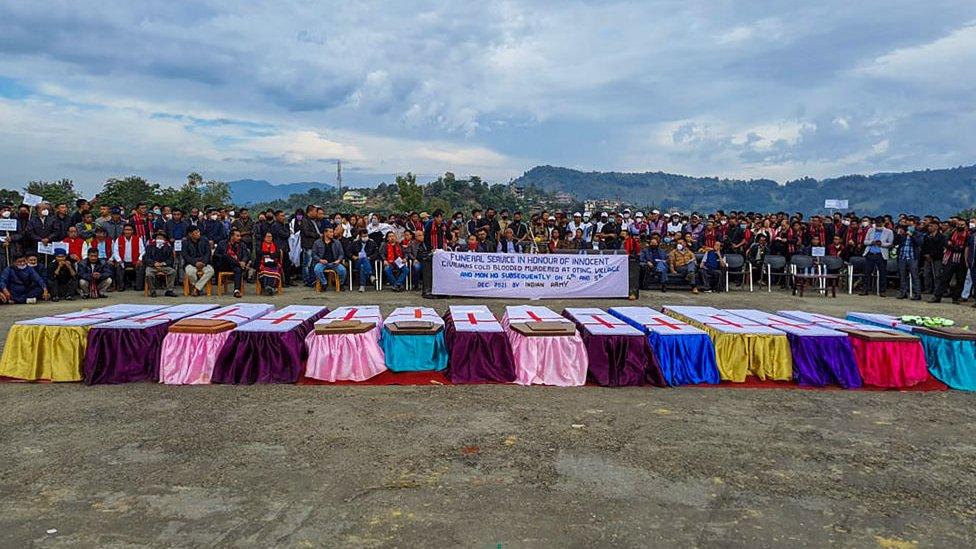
[
  {"xmin": 112, "ymin": 224, "xmax": 145, "ymax": 291},
  {"xmin": 930, "ymin": 219, "xmax": 971, "ymax": 303},
  {"xmin": 213, "ymin": 229, "xmax": 251, "ymax": 298},
  {"xmin": 255, "ymin": 232, "xmax": 284, "ymax": 296},
  {"xmin": 0, "ymin": 255, "xmax": 49, "ymax": 304}
]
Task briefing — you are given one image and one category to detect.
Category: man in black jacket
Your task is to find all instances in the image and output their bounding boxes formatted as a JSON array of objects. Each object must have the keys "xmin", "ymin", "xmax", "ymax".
[
  {"xmin": 181, "ymin": 227, "xmax": 213, "ymax": 296},
  {"xmin": 920, "ymin": 221, "xmax": 946, "ymax": 294},
  {"xmin": 270, "ymin": 210, "xmax": 293, "ymax": 285},
  {"xmin": 144, "ymin": 229, "xmax": 177, "ymax": 297},
  {"xmin": 77, "ymin": 248, "xmax": 113, "ymax": 298},
  {"xmin": 299, "ymin": 206, "xmax": 321, "ymax": 286},
  {"xmin": 214, "ymin": 229, "xmax": 250, "ymax": 297},
  {"xmin": 25, "ymin": 204, "xmax": 55, "ymax": 253},
  {"xmin": 50, "ymin": 203, "xmax": 73, "ymax": 241},
  {"xmin": 346, "ymin": 229, "xmax": 377, "ymax": 292}
]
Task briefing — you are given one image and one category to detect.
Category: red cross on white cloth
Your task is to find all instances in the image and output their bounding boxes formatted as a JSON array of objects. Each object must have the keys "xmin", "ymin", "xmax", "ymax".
[
  {"xmin": 211, "ymin": 307, "xmax": 249, "ymax": 321},
  {"xmin": 644, "ymin": 316, "xmax": 684, "ymax": 330},
  {"xmin": 130, "ymin": 312, "xmax": 174, "ymax": 324},
  {"xmin": 260, "ymin": 313, "xmax": 300, "ymax": 325}
]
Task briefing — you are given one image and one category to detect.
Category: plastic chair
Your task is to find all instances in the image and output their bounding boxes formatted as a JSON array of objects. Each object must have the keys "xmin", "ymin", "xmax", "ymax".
[
  {"xmin": 762, "ymin": 255, "xmax": 788, "ymax": 291},
  {"xmin": 822, "ymin": 255, "xmax": 844, "ymax": 274},
  {"xmin": 789, "ymin": 255, "xmax": 814, "ymax": 287},
  {"xmin": 723, "ymin": 253, "xmax": 752, "ymax": 291},
  {"xmin": 847, "ymin": 255, "xmax": 868, "ymax": 294}
]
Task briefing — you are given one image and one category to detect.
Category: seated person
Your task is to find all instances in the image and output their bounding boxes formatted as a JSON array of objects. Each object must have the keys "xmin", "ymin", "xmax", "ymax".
[
  {"xmin": 181, "ymin": 226, "xmax": 213, "ymax": 296},
  {"xmin": 0, "ymin": 254, "xmax": 49, "ymax": 304},
  {"xmin": 623, "ymin": 230, "xmax": 641, "ymax": 257},
  {"xmin": 379, "ymin": 231, "xmax": 407, "ymax": 291},
  {"xmin": 144, "ymin": 229, "xmax": 177, "ymax": 297},
  {"xmin": 463, "ymin": 234, "xmax": 485, "ymax": 253},
  {"xmin": 254, "ymin": 231, "xmax": 284, "ymax": 295},
  {"xmin": 112, "ymin": 223, "xmax": 145, "ymax": 291},
  {"xmin": 745, "ymin": 234, "xmax": 769, "ymax": 280},
  {"xmin": 667, "ymin": 241, "xmax": 699, "ymax": 294},
  {"xmin": 213, "ymin": 229, "xmax": 250, "ymax": 298},
  {"xmin": 346, "ymin": 229, "xmax": 378, "ymax": 292},
  {"xmin": 404, "ymin": 230, "xmax": 429, "ymax": 287},
  {"xmin": 26, "ymin": 253, "xmax": 47, "ymax": 283},
  {"xmin": 48, "ymin": 251, "xmax": 78, "ymax": 301},
  {"xmin": 77, "ymin": 248, "xmax": 113, "ymax": 298},
  {"xmin": 62, "ymin": 225, "xmax": 86, "ymax": 263},
  {"xmin": 639, "ymin": 235, "xmax": 668, "ymax": 291},
  {"xmin": 698, "ymin": 242, "xmax": 727, "ymax": 292},
  {"xmin": 311, "ymin": 228, "xmax": 347, "ymax": 289}
]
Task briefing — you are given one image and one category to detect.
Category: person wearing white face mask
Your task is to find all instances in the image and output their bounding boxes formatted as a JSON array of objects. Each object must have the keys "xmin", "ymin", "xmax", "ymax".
[
  {"xmin": 26, "ymin": 203, "xmax": 56, "ymax": 254},
  {"xmin": 667, "ymin": 240, "xmax": 700, "ymax": 294},
  {"xmin": 143, "ymin": 229, "xmax": 177, "ymax": 297}
]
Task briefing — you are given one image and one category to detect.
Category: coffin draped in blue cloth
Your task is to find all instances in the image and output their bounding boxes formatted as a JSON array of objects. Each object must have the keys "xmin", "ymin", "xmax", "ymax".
[
  {"xmin": 381, "ymin": 307, "xmax": 449, "ymax": 372},
  {"xmin": 609, "ymin": 306, "xmax": 720, "ymax": 386}
]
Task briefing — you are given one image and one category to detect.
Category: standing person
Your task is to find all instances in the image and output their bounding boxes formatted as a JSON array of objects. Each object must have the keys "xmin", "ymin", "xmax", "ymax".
[
  {"xmin": 112, "ymin": 224, "xmax": 145, "ymax": 291},
  {"xmin": 25, "ymin": 203, "xmax": 55, "ymax": 254},
  {"xmin": 299, "ymin": 206, "xmax": 321, "ymax": 286},
  {"xmin": 379, "ymin": 231, "xmax": 407, "ymax": 291},
  {"xmin": 859, "ymin": 217, "xmax": 893, "ymax": 297},
  {"xmin": 181, "ymin": 227, "xmax": 213, "ymax": 296},
  {"xmin": 920, "ymin": 221, "xmax": 946, "ymax": 294},
  {"xmin": 144, "ymin": 230, "xmax": 177, "ymax": 297},
  {"xmin": 311, "ymin": 228, "xmax": 347, "ymax": 289},
  {"xmin": 213, "ymin": 229, "xmax": 250, "ymax": 298},
  {"xmin": 347, "ymin": 229, "xmax": 377, "ymax": 292},
  {"xmin": 930, "ymin": 220, "xmax": 970, "ymax": 304},
  {"xmin": 894, "ymin": 225, "xmax": 922, "ymax": 300},
  {"xmin": 68, "ymin": 199, "xmax": 91, "ymax": 227},
  {"xmin": 269, "ymin": 210, "xmax": 293, "ymax": 285},
  {"xmin": 201, "ymin": 208, "xmax": 228, "ymax": 245},
  {"xmin": 99, "ymin": 207, "xmax": 126, "ymax": 241},
  {"xmin": 130, "ymin": 203, "xmax": 153, "ymax": 243},
  {"xmin": 50, "ymin": 203, "xmax": 72, "ymax": 242},
  {"xmin": 77, "ymin": 248, "xmax": 113, "ymax": 298},
  {"xmin": 424, "ymin": 209, "xmax": 448, "ymax": 251}
]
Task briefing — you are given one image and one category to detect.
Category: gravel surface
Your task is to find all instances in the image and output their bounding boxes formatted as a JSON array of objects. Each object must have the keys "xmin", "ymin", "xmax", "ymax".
[{"xmin": 1, "ymin": 287, "xmax": 974, "ymax": 547}]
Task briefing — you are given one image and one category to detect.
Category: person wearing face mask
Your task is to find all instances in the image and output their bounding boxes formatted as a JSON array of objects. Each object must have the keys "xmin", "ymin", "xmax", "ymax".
[
  {"xmin": 26, "ymin": 202, "xmax": 55, "ymax": 253},
  {"xmin": 0, "ymin": 255, "xmax": 49, "ymax": 304},
  {"xmin": 0, "ymin": 202, "xmax": 25, "ymax": 268},
  {"xmin": 143, "ymin": 229, "xmax": 177, "ymax": 297},
  {"xmin": 201, "ymin": 208, "xmax": 229, "ymax": 245},
  {"xmin": 667, "ymin": 240, "xmax": 699, "ymax": 294},
  {"xmin": 893, "ymin": 224, "xmax": 922, "ymax": 300},
  {"xmin": 346, "ymin": 229, "xmax": 378, "ymax": 292},
  {"xmin": 930, "ymin": 220, "xmax": 971, "ymax": 304},
  {"xmin": 859, "ymin": 217, "xmax": 893, "ymax": 297}
]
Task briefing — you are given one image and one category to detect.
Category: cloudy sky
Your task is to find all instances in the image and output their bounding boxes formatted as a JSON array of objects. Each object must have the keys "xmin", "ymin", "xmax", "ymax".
[{"xmin": 1, "ymin": 1, "xmax": 975, "ymax": 195}]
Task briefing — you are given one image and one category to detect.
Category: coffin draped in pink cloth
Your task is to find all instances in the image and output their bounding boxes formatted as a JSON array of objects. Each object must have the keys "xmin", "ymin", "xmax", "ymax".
[
  {"xmin": 777, "ymin": 311, "xmax": 930, "ymax": 388},
  {"xmin": 502, "ymin": 305, "xmax": 588, "ymax": 386},
  {"xmin": 304, "ymin": 306, "xmax": 387, "ymax": 382},
  {"xmin": 158, "ymin": 303, "xmax": 274, "ymax": 385}
]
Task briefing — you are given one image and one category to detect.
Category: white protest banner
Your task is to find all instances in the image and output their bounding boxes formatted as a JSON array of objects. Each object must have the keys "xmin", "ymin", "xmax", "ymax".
[
  {"xmin": 811, "ymin": 246, "xmax": 826, "ymax": 257},
  {"xmin": 432, "ymin": 250, "xmax": 629, "ymax": 299},
  {"xmin": 37, "ymin": 241, "xmax": 69, "ymax": 255},
  {"xmin": 824, "ymin": 199, "xmax": 848, "ymax": 209},
  {"xmin": 22, "ymin": 193, "xmax": 43, "ymax": 207},
  {"xmin": 173, "ymin": 240, "xmax": 183, "ymax": 252},
  {"xmin": 0, "ymin": 219, "xmax": 17, "ymax": 231}
]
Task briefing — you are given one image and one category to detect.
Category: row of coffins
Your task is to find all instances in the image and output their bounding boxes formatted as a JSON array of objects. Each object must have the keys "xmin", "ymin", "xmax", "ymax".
[{"xmin": 0, "ymin": 303, "xmax": 972, "ymax": 390}]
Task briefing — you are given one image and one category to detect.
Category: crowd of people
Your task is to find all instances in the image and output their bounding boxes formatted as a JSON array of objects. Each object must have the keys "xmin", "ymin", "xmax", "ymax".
[{"xmin": 0, "ymin": 198, "xmax": 974, "ymax": 306}]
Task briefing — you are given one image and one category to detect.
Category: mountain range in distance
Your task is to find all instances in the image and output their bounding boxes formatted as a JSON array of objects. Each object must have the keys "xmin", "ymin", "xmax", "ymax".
[{"xmin": 228, "ymin": 163, "xmax": 976, "ymax": 216}]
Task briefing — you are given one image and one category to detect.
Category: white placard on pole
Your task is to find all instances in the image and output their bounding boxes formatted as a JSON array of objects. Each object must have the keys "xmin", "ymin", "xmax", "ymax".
[
  {"xmin": 0, "ymin": 219, "xmax": 17, "ymax": 231},
  {"xmin": 824, "ymin": 199, "xmax": 848, "ymax": 209},
  {"xmin": 22, "ymin": 193, "xmax": 43, "ymax": 207}
]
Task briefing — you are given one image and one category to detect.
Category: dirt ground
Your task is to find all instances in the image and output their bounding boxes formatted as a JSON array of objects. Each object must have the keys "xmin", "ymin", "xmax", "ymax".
[{"xmin": 0, "ymin": 285, "xmax": 974, "ymax": 548}]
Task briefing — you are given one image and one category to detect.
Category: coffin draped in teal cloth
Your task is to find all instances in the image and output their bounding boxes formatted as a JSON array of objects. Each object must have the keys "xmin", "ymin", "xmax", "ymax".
[
  {"xmin": 380, "ymin": 327, "xmax": 449, "ymax": 372},
  {"xmin": 918, "ymin": 334, "xmax": 976, "ymax": 391}
]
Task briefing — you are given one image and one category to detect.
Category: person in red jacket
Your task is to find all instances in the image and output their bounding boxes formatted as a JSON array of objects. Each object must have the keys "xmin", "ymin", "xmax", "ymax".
[{"xmin": 380, "ymin": 231, "xmax": 407, "ymax": 291}]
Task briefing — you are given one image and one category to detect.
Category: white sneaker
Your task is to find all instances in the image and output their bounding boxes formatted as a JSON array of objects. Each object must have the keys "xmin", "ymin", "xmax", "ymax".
[
  {"xmin": 358, "ymin": 285, "xmax": 365, "ymax": 292},
  {"xmin": 369, "ymin": 275, "xmax": 376, "ymax": 284},
  {"xmin": 26, "ymin": 298, "xmax": 37, "ymax": 304}
]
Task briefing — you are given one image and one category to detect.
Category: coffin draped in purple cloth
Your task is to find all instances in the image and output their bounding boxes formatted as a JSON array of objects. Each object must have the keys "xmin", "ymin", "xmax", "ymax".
[
  {"xmin": 83, "ymin": 304, "xmax": 220, "ymax": 385},
  {"xmin": 443, "ymin": 305, "xmax": 516, "ymax": 383},
  {"xmin": 562, "ymin": 308, "xmax": 665, "ymax": 387},
  {"xmin": 725, "ymin": 309, "xmax": 862, "ymax": 389},
  {"xmin": 211, "ymin": 305, "xmax": 329, "ymax": 384}
]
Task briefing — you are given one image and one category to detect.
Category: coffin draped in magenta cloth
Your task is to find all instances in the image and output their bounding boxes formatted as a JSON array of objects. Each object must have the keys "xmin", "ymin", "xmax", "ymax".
[
  {"xmin": 0, "ymin": 304, "xmax": 165, "ymax": 382},
  {"xmin": 609, "ymin": 307, "xmax": 720, "ymax": 386},
  {"xmin": 380, "ymin": 306, "xmax": 449, "ymax": 372},
  {"xmin": 502, "ymin": 305, "xmax": 588, "ymax": 387},
  {"xmin": 562, "ymin": 307, "xmax": 664, "ymax": 387},
  {"xmin": 304, "ymin": 306, "xmax": 387, "ymax": 382},
  {"xmin": 778, "ymin": 311, "xmax": 929, "ymax": 388},
  {"xmin": 725, "ymin": 309, "xmax": 861, "ymax": 389},
  {"xmin": 83, "ymin": 303, "xmax": 220, "ymax": 385},
  {"xmin": 158, "ymin": 303, "xmax": 274, "ymax": 385},
  {"xmin": 210, "ymin": 305, "xmax": 329, "ymax": 384},
  {"xmin": 443, "ymin": 305, "xmax": 516, "ymax": 384},
  {"xmin": 661, "ymin": 305, "xmax": 792, "ymax": 383}
]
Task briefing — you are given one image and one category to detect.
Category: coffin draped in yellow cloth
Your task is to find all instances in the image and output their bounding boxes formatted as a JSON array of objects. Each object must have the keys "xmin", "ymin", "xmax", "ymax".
[
  {"xmin": 662, "ymin": 307, "xmax": 792, "ymax": 382},
  {"xmin": 0, "ymin": 324, "xmax": 91, "ymax": 381}
]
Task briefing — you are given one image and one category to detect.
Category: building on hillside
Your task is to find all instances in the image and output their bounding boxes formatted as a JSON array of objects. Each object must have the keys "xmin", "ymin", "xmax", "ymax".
[
  {"xmin": 510, "ymin": 185, "xmax": 525, "ymax": 199},
  {"xmin": 553, "ymin": 192, "xmax": 575, "ymax": 206},
  {"xmin": 342, "ymin": 190, "xmax": 367, "ymax": 206},
  {"xmin": 584, "ymin": 198, "xmax": 623, "ymax": 213}
]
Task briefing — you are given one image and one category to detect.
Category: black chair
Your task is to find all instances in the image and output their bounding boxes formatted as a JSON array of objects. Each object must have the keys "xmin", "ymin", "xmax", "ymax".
[
  {"xmin": 723, "ymin": 253, "xmax": 751, "ymax": 291},
  {"xmin": 822, "ymin": 255, "xmax": 844, "ymax": 274},
  {"xmin": 763, "ymin": 255, "xmax": 789, "ymax": 291},
  {"xmin": 847, "ymin": 255, "xmax": 868, "ymax": 294},
  {"xmin": 885, "ymin": 258, "xmax": 901, "ymax": 295}
]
